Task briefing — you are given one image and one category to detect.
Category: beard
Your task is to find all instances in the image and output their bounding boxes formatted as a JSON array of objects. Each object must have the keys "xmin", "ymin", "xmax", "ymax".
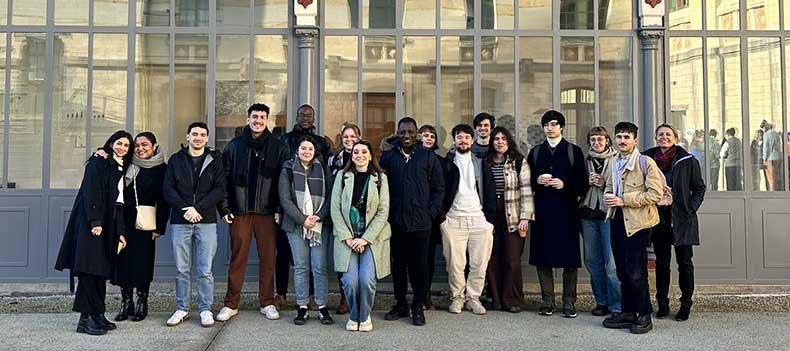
[{"xmin": 456, "ymin": 145, "xmax": 471, "ymax": 153}]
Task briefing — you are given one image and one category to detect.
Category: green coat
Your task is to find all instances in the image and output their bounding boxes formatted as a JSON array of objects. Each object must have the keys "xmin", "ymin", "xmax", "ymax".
[{"xmin": 331, "ymin": 171, "xmax": 391, "ymax": 279}]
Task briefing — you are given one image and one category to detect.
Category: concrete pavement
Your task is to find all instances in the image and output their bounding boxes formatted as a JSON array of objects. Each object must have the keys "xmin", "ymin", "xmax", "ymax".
[{"xmin": 2, "ymin": 310, "xmax": 788, "ymax": 351}]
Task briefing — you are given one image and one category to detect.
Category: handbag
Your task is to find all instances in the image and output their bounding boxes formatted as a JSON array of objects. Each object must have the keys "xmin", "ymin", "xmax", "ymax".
[
  {"xmin": 133, "ymin": 176, "xmax": 157, "ymax": 231},
  {"xmin": 348, "ymin": 176, "xmax": 370, "ymax": 227}
]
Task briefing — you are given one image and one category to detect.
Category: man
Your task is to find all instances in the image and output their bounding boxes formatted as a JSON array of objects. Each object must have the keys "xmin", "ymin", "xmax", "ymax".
[
  {"xmin": 163, "ymin": 122, "xmax": 227, "ymax": 328},
  {"xmin": 275, "ymin": 103, "xmax": 332, "ymax": 306},
  {"xmin": 602, "ymin": 122, "xmax": 663, "ymax": 334},
  {"xmin": 419, "ymin": 124, "xmax": 443, "ymax": 310},
  {"xmin": 644, "ymin": 124, "xmax": 706, "ymax": 322},
  {"xmin": 440, "ymin": 124, "xmax": 496, "ymax": 315},
  {"xmin": 215, "ymin": 104, "xmax": 290, "ymax": 322},
  {"xmin": 379, "ymin": 117, "xmax": 445, "ymax": 326},
  {"xmin": 719, "ymin": 127, "xmax": 742, "ymax": 191},
  {"xmin": 707, "ymin": 129, "xmax": 721, "ymax": 191},
  {"xmin": 526, "ymin": 110, "xmax": 588, "ymax": 318},
  {"xmin": 471, "ymin": 113, "xmax": 495, "ymax": 159},
  {"xmin": 761, "ymin": 120, "xmax": 782, "ymax": 191}
]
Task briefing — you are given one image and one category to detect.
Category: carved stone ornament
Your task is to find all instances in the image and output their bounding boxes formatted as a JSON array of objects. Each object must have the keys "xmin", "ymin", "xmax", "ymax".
[
  {"xmin": 297, "ymin": 0, "xmax": 313, "ymax": 9},
  {"xmin": 645, "ymin": 0, "xmax": 662, "ymax": 8}
]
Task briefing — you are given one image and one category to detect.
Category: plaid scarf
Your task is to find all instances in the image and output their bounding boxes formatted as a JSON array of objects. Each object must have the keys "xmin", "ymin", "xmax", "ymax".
[{"xmin": 291, "ymin": 156, "xmax": 326, "ymax": 246}]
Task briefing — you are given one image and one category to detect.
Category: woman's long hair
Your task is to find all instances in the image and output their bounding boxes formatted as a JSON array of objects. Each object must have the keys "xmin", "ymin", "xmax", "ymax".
[
  {"xmin": 98, "ymin": 130, "xmax": 134, "ymax": 167},
  {"xmin": 294, "ymin": 136, "xmax": 323, "ymax": 165},
  {"xmin": 343, "ymin": 140, "xmax": 384, "ymax": 177},
  {"xmin": 485, "ymin": 126, "xmax": 523, "ymax": 166}
]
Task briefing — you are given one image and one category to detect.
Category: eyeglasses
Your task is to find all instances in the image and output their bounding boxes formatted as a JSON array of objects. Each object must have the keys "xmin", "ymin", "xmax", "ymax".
[
  {"xmin": 589, "ymin": 136, "xmax": 607, "ymax": 143},
  {"xmin": 543, "ymin": 121, "xmax": 560, "ymax": 128}
]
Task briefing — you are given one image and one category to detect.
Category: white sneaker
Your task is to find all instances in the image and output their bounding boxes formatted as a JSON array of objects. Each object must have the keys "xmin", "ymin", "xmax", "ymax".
[
  {"xmin": 358, "ymin": 316, "xmax": 373, "ymax": 332},
  {"xmin": 215, "ymin": 306, "xmax": 238, "ymax": 322},
  {"xmin": 166, "ymin": 310, "xmax": 189, "ymax": 326},
  {"xmin": 345, "ymin": 319, "xmax": 359, "ymax": 332},
  {"xmin": 200, "ymin": 311, "xmax": 215, "ymax": 327},
  {"xmin": 449, "ymin": 297, "xmax": 464, "ymax": 314},
  {"xmin": 466, "ymin": 299, "xmax": 487, "ymax": 315},
  {"xmin": 260, "ymin": 305, "xmax": 280, "ymax": 320}
]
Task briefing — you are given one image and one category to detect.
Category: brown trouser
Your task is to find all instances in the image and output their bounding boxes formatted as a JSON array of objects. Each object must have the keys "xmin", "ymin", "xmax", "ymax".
[
  {"xmin": 223, "ymin": 214, "xmax": 277, "ymax": 309},
  {"xmin": 486, "ymin": 195, "xmax": 526, "ymax": 308},
  {"xmin": 765, "ymin": 160, "xmax": 783, "ymax": 191}
]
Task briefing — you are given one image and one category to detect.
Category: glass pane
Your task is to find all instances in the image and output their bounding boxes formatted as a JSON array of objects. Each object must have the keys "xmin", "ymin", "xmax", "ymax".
[
  {"xmin": 255, "ymin": 0, "xmax": 288, "ymax": 28},
  {"xmin": 403, "ymin": 0, "xmax": 436, "ymax": 29},
  {"xmin": 12, "ymin": 0, "xmax": 46, "ymax": 25},
  {"xmin": 363, "ymin": 0, "xmax": 395, "ymax": 28},
  {"xmin": 668, "ymin": 0, "xmax": 701, "ymax": 30},
  {"xmin": 95, "ymin": 0, "xmax": 129, "ymax": 26},
  {"xmin": 403, "ymin": 36, "xmax": 436, "ymax": 131},
  {"xmin": 599, "ymin": 0, "xmax": 631, "ymax": 29},
  {"xmin": 8, "ymin": 33, "xmax": 46, "ymax": 188},
  {"xmin": 707, "ymin": 0, "xmax": 739, "ymax": 30},
  {"xmin": 518, "ymin": 0, "xmax": 551, "ymax": 30},
  {"xmin": 748, "ymin": 37, "xmax": 783, "ymax": 191},
  {"xmin": 482, "ymin": 0, "xmax": 514, "ymax": 29},
  {"xmin": 92, "ymin": 34, "xmax": 128, "ymax": 174},
  {"xmin": 216, "ymin": 35, "xmax": 249, "ymax": 150},
  {"xmin": 747, "ymin": 0, "xmax": 780, "ymax": 30},
  {"xmin": 54, "ymin": 0, "xmax": 89, "ymax": 25},
  {"xmin": 560, "ymin": 0, "xmax": 593, "ymax": 29},
  {"xmin": 325, "ymin": 0, "xmax": 358, "ymax": 28},
  {"xmin": 0, "ymin": 0, "xmax": 6, "ymax": 26},
  {"xmin": 440, "ymin": 36, "xmax": 473, "ymax": 152},
  {"xmin": 599, "ymin": 37, "xmax": 632, "ymax": 136},
  {"xmin": 669, "ymin": 37, "xmax": 705, "ymax": 179},
  {"xmin": 134, "ymin": 34, "xmax": 170, "ymax": 155},
  {"xmin": 560, "ymin": 37, "xmax": 594, "ymax": 144},
  {"xmin": 174, "ymin": 34, "xmax": 208, "ymax": 152},
  {"xmin": 254, "ymin": 35, "xmax": 288, "ymax": 140},
  {"xmin": 136, "ymin": 0, "xmax": 171, "ymax": 26},
  {"xmin": 707, "ymin": 37, "xmax": 742, "ymax": 191},
  {"xmin": 481, "ymin": 36, "xmax": 514, "ymax": 133},
  {"xmin": 518, "ymin": 37, "xmax": 552, "ymax": 152},
  {"xmin": 441, "ymin": 0, "xmax": 473, "ymax": 29},
  {"xmin": 324, "ymin": 36, "xmax": 358, "ymax": 144},
  {"xmin": 362, "ymin": 36, "xmax": 396, "ymax": 155},
  {"xmin": 176, "ymin": 0, "xmax": 209, "ymax": 26},
  {"xmin": 218, "ymin": 0, "xmax": 249, "ymax": 27},
  {"xmin": 0, "ymin": 35, "xmax": 5, "ymax": 185},
  {"xmin": 50, "ymin": 35, "xmax": 88, "ymax": 186}
]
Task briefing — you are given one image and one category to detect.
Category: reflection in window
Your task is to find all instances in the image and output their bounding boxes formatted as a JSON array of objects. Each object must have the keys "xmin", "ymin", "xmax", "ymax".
[
  {"xmin": 481, "ymin": 37, "xmax": 514, "ymax": 131},
  {"xmin": 0, "ymin": 0, "xmax": 6, "ymax": 26},
  {"xmin": 560, "ymin": 37, "xmax": 594, "ymax": 144},
  {"xmin": 135, "ymin": 34, "xmax": 170, "ymax": 155},
  {"xmin": 324, "ymin": 36, "xmax": 358, "ymax": 143},
  {"xmin": 363, "ymin": 36, "xmax": 396, "ymax": 155},
  {"xmin": 92, "ymin": 34, "xmax": 129, "ymax": 180},
  {"xmin": 403, "ymin": 0, "xmax": 436, "ymax": 29},
  {"xmin": 707, "ymin": 38, "xmax": 742, "ymax": 191},
  {"xmin": 218, "ymin": 0, "xmax": 250, "ymax": 27},
  {"xmin": 519, "ymin": 37, "xmax": 552, "ymax": 152},
  {"xmin": 669, "ymin": 37, "xmax": 704, "ymax": 175},
  {"xmin": 255, "ymin": 0, "xmax": 288, "ymax": 28},
  {"xmin": 216, "ymin": 35, "xmax": 250, "ymax": 151},
  {"xmin": 95, "ymin": 0, "xmax": 129, "ymax": 26},
  {"xmin": 440, "ymin": 36, "xmax": 473, "ymax": 151},
  {"xmin": 13, "ymin": 0, "xmax": 46, "ymax": 25},
  {"xmin": 254, "ymin": 35, "xmax": 288, "ymax": 138},
  {"xmin": 441, "ymin": 0, "xmax": 473, "ymax": 29},
  {"xmin": 668, "ymin": 0, "xmax": 701, "ymax": 30},
  {"xmin": 8, "ymin": 33, "xmax": 47, "ymax": 188},
  {"xmin": 54, "ymin": 0, "xmax": 89, "ymax": 26},
  {"xmin": 403, "ymin": 37, "xmax": 437, "ymax": 131},
  {"xmin": 519, "ymin": 0, "xmax": 551, "ymax": 30},
  {"xmin": 746, "ymin": 0, "xmax": 780, "ymax": 30},
  {"xmin": 137, "ymin": 0, "xmax": 171, "ymax": 26},
  {"xmin": 325, "ymin": 0, "xmax": 358, "ymax": 28},
  {"xmin": 173, "ymin": 34, "xmax": 208, "ymax": 152},
  {"xmin": 599, "ymin": 0, "xmax": 631, "ymax": 29},
  {"xmin": 482, "ymin": 0, "xmax": 514, "ymax": 30},
  {"xmin": 599, "ymin": 37, "xmax": 632, "ymax": 132},
  {"xmin": 748, "ymin": 38, "xmax": 783, "ymax": 191},
  {"xmin": 0, "ymin": 35, "xmax": 5, "ymax": 185},
  {"xmin": 706, "ymin": 0, "xmax": 739, "ymax": 30},
  {"xmin": 176, "ymin": 0, "xmax": 209, "ymax": 27},
  {"xmin": 560, "ymin": 0, "xmax": 593, "ymax": 30},
  {"xmin": 363, "ymin": 0, "xmax": 396, "ymax": 28}
]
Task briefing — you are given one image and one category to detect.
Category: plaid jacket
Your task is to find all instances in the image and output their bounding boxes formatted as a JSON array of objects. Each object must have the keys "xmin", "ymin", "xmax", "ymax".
[{"xmin": 501, "ymin": 156, "xmax": 534, "ymax": 232}]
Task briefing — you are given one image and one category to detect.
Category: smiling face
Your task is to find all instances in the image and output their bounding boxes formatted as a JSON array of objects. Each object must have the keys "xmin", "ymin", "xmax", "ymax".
[
  {"xmin": 297, "ymin": 140, "xmax": 315, "ymax": 164},
  {"xmin": 476, "ymin": 119, "xmax": 492, "ymax": 139},
  {"xmin": 297, "ymin": 106, "xmax": 315, "ymax": 130},
  {"xmin": 397, "ymin": 121, "xmax": 418, "ymax": 149},
  {"xmin": 543, "ymin": 120, "xmax": 562, "ymax": 138},
  {"xmin": 421, "ymin": 131, "xmax": 436, "ymax": 149},
  {"xmin": 134, "ymin": 136, "xmax": 155, "ymax": 159},
  {"xmin": 589, "ymin": 134, "xmax": 608, "ymax": 153},
  {"xmin": 341, "ymin": 127, "xmax": 359, "ymax": 152},
  {"xmin": 655, "ymin": 126, "xmax": 677, "ymax": 149},
  {"xmin": 113, "ymin": 137, "xmax": 131, "ymax": 158},
  {"xmin": 615, "ymin": 131, "xmax": 637, "ymax": 154},
  {"xmin": 247, "ymin": 109, "xmax": 268, "ymax": 135},
  {"xmin": 493, "ymin": 131, "xmax": 509, "ymax": 155},
  {"xmin": 187, "ymin": 126, "xmax": 208, "ymax": 151},
  {"xmin": 454, "ymin": 131, "xmax": 473, "ymax": 154},
  {"xmin": 352, "ymin": 143, "xmax": 372, "ymax": 169}
]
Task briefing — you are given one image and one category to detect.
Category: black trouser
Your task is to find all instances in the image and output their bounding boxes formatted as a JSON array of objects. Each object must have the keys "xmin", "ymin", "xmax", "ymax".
[
  {"xmin": 536, "ymin": 267, "xmax": 577, "ymax": 308},
  {"xmin": 391, "ymin": 227, "xmax": 431, "ymax": 308},
  {"xmin": 488, "ymin": 195, "xmax": 526, "ymax": 308},
  {"xmin": 73, "ymin": 273, "xmax": 107, "ymax": 315},
  {"xmin": 425, "ymin": 220, "xmax": 443, "ymax": 304},
  {"xmin": 275, "ymin": 228, "xmax": 314, "ymax": 297},
  {"xmin": 710, "ymin": 165, "xmax": 720, "ymax": 191},
  {"xmin": 610, "ymin": 208, "xmax": 652, "ymax": 316},
  {"xmin": 725, "ymin": 166, "xmax": 742, "ymax": 191},
  {"xmin": 652, "ymin": 221, "xmax": 695, "ymax": 308}
]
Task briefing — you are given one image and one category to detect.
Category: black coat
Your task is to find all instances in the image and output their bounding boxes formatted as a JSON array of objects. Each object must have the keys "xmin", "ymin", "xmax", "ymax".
[
  {"xmin": 55, "ymin": 156, "xmax": 125, "ymax": 285},
  {"xmin": 282, "ymin": 126, "xmax": 332, "ymax": 163},
  {"xmin": 163, "ymin": 147, "xmax": 227, "ymax": 224},
  {"xmin": 116, "ymin": 163, "xmax": 169, "ymax": 288},
  {"xmin": 526, "ymin": 139, "xmax": 589, "ymax": 268},
  {"xmin": 643, "ymin": 146, "xmax": 706, "ymax": 246},
  {"xmin": 380, "ymin": 145, "xmax": 445, "ymax": 232},
  {"xmin": 441, "ymin": 151, "xmax": 497, "ymax": 224}
]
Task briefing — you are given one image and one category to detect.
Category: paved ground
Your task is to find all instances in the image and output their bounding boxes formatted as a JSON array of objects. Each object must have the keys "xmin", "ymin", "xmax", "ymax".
[{"xmin": 2, "ymin": 310, "xmax": 788, "ymax": 351}]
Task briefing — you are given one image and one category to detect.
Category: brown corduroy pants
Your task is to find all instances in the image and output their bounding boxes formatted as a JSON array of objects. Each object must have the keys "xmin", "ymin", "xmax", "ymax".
[{"xmin": 223, "ymin": 214, "xmax": 277, "ymax": 309}]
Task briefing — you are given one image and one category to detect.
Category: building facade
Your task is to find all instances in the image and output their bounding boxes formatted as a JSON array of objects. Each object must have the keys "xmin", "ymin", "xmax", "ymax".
[{"xmin": 0, "ymin": 0, "xmax": 788, "ymax": 284}]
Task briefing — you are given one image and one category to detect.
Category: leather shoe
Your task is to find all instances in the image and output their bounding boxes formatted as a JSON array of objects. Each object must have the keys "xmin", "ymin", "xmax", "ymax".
[
  {"xmin": 384, "ymin": 304, "xmax": 410, "ymax": 321},
  {"xmin": 591, "ymin": 305, "xmax": 610, "ymax": 316},
  {"xmin": 675, "ymin": 305, "xmax": 691, "ymax": 321},
  {"xmin": 77, "ymin": 314, "xmax": 107, "ymax": 336},
  {"xmin": 411, "ymin": 307, "xmax": 426, "ymax": 326},
  {"xmin": 94, "ymin": 314, "xmax": 117, "ymax": 331},
  {"xmin": 603, "ymin": 312, "xmax": 636, "ymax": 329},
  {"xmin": 506, "ymin": 306, "xmax": 522, "ymax": 313},
  {"xmin": 630, "ymin": 315, "xmax": 653, "ymax": 334},
  {"xmin": 656, "ymin": 300, "xmax": 670, "ymax": 319}
]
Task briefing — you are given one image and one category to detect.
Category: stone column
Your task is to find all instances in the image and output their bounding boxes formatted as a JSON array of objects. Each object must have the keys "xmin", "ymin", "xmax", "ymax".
[
  {"xmin": 295, "ymin": 26, "xmax": 319, "ymax": 106},
  {"xmin": 639, "ymin": 29, "xmax": 664, "ymax": 151}
]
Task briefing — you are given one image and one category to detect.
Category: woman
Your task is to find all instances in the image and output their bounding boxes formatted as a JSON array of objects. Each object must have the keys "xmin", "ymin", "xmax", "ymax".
[
  {"xmin": 483, "ymin": 127, "xmax": 533, "ymax": 313},
  {"xmin": 326, "ymin": 123, "xmax": 361, "ymax": 314},
  {"xmin": 114, "ymin": 132, "xmax": 169, "ymax": 322},
  {"xmin": 331, "ymin": 140, "xmax": 391, "ymax": 332},
  {"xmin": 751, "ymin": 129, "xmax": 766, "ymax": 191},
  {"xmin": 55, "ymin": 130, "xmax": 133, "ymax": 335},
  {"xmin": 579, "ymin": 127, "xmax": 621, "ymax": 317},
  {"xmin": 279, "ymin": 137, "xmax": 333, "ymax": 325},
  {"xmin": 419, "ymin": 124, "xmax": 442, "ymax": 310}
]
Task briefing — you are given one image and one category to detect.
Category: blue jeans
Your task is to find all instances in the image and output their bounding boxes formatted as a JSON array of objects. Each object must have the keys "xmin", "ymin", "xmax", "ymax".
[
  {"xmin": 171, "ymin": 223, "xmax": 218, "ymax": 313},
  {"xmin": 286, "ymin": 230, "xmax": 329, "ymax": 306},
  {"xmin": 580, "ymin": 218, "xmax": 621, "ymax": 313},
  {"xmin": 341, "ymin": 247, "xmax": 376, "ymax": 323}
]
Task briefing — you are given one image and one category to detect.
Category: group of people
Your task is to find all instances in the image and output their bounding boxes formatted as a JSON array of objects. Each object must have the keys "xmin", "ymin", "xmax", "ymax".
[{"xmin": 55, "ymin": 103, "xmax": 705, "ymax": 336}]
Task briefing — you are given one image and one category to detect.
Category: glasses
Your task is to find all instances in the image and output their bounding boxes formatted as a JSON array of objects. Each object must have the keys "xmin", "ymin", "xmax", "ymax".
[
  {"xmin": 589, "ymin": 136, "xmax": 607, "ymax": 143},
  {"xmin": 543, "ymin": 121, "xmax": 560, "ymax": 128}
]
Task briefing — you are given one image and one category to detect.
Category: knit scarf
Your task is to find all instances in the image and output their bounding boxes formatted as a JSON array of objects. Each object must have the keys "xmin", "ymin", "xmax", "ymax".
[
  {"xmin": 654, "ymin": 145, "xmax": 677, "ymax": 173},
  {"xmin": 291, "ymin": 156, "xmax": 326, "ymax": 247},
  {"xmin": 124, "ymin": 149, "xmax": 166, "ymax": 186},
  {"xmin": 582, "ymin": 146, "xmax": 617, "ymax": 211}
]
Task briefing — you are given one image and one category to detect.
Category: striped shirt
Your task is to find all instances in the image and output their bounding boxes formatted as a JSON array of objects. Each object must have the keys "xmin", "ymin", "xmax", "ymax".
[{"xmin": 492, "ymin": 160, "xmax": 505, "ymax": 196}]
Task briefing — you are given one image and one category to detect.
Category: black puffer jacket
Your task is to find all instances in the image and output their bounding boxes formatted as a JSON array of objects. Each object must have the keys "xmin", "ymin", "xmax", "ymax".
[
  {"xmin": 282, "ymin": 125, "xmax": 332, "ymax": 163},
  {"xmin": 643, "ymin": 146, "xmax": 706, "ymax": 246},
  {"xmin": 163, "ymin": 147, "xmax": 227, "ymax": 224},
  {"xmin": 380, "ymin": 144, "xmax": 445, "ymax": 231}
]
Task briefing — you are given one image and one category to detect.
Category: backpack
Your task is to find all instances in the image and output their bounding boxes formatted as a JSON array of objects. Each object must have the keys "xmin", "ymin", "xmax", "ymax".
[
  {"xmin": 532, "ymin": 142, "xmax": 575, "ymax": 169},
  {"xmin": 638, "ymin": 155, "xmax": 673, "ymax": 206}
]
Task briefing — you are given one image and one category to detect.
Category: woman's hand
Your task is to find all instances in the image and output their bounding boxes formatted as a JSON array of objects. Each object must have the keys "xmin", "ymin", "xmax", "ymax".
[
  {"xmin": 119, "ymin": 235, "xmax": 127, "ymax": 249},
  {"xmin": 91, "ymin": 226, "xmax": 103, "ymax": 236},
  {"xmin": 518, "ymin": 219, "xmax": 530, "ymax": 236},
  {"xmin": 152, "ymin": 232, "xmax": 161, "ymax": 240}
]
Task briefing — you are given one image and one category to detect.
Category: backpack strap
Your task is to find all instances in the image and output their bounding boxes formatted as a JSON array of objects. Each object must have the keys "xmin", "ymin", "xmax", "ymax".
[
  {"xmin": 567, "ymin": 142, "xmax": 574, "ymax": 168},
  {"xmin": 531, "ymin": 142, "xmax": 574, "ymax": 168},
  {"xmin": 639, "ymin": 155, "xmax": 648, "ymax": 178},
  {"xmin": 532, "ymin": 143, "xmax": 542, "ymax": 167}
]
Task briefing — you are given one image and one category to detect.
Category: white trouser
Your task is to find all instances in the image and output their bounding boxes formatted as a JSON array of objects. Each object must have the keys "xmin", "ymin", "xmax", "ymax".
[{"xmin": 440, "ymin": 215, "xmax": 494, "ymax": 300}]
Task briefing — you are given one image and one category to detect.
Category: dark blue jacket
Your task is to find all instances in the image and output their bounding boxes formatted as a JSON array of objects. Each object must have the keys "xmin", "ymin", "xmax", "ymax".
[{"xmin": 380, "ymin": 144, "xmax": 445, "ymax": 231}]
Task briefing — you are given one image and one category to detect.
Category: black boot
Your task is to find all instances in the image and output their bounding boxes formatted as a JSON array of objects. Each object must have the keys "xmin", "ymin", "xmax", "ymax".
[
  {"xmin": 115, "ymin": 287, "xmax": 134, "ymax": 321},
  {"xmin": 95, "ymin": 314, "xmax": 117, "ymax": 331},
  {"xmin": 656, "ymin": 298, "xmax": 670, "ymax": 319},
  {"xmin": 76, "ymin": 313, "xmax": 106, "ymax": 335},
  {"xmin": 131, "ymin": 291, "xmax": 149, "ymax": 322}
]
